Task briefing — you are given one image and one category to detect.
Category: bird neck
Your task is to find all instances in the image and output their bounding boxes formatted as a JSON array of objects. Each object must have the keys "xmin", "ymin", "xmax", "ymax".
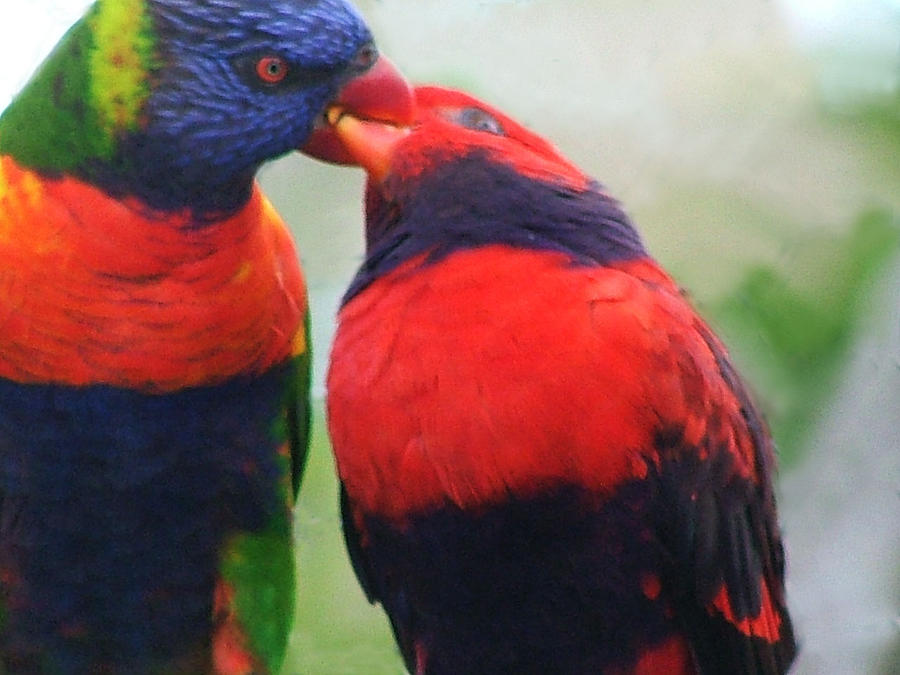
[
  {"xmin": 0, "ymin": 157, "xmax": 306, "ymax": 391},
  {"xmin": 348, "ymin": 152, "xmax": 647, "ymax": 302}
]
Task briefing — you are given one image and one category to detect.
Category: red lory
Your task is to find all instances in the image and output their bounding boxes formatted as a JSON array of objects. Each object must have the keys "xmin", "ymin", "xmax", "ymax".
[
  {"xmin": 323, "ymin": 86, "xmax": 796, "ymax": 674},
  {"xmin": 0, "ymin": 0, "xmax": 412, "ymax": 672}
]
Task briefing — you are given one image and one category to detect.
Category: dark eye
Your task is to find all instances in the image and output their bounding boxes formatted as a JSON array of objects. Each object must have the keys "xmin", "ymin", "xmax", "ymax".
[
  {"xmin": 456, "ymin": 107, "xmax": 505, "ymax": 135},
  {"xmin": 256, "ymin": 56, "xmax": 289, "ymax": 84},
  {"xmin": 352, "ymin": 43, "xmax": 379, "ymax": 73}
]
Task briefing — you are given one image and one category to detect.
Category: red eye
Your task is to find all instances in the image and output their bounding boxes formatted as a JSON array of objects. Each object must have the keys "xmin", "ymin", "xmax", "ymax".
[{"xmin": 256, "ymin": 56, "xmax": 289, "ymax": 84}]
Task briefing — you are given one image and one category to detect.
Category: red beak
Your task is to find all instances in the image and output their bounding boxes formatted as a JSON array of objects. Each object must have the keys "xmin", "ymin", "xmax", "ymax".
[{"xmin": 302, "ymin": 56, "xmax": 415, "ymax": 165}]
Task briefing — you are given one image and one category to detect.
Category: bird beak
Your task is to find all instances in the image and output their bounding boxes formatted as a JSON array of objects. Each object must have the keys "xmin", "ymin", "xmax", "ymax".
[
  {"xmin": 324, "ymin": 109, "xmax": 410, "ymax": 184},
  {"xmin": 302, "ymin": 55, "xmax": 414, "ymax": 165}
]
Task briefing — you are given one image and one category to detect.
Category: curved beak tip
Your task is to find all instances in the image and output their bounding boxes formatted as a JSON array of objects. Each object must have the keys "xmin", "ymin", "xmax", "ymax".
[
  {"xmin": 336, "ymin": 56, "xmax": 416, "ymax": 127},
  {"xmin": 331, "ymin": 115, "xmax": 409, "ymax": 183},
  {"xmin": 301, "ymin": 55, "xmax": 415, "ymax": 164}
]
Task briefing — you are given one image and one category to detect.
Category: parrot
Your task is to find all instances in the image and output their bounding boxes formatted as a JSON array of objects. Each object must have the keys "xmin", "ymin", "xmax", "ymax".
[
  {"xmin": 0, "ymin": 0, "xmax": 413, "ymax": 672},
  {"xmin": 322, "ymin": 86, "xmax": 796, "ymax": 674}
]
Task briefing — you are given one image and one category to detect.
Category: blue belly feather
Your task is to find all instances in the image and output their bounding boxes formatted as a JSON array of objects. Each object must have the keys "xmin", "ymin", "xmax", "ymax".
[{"xmin": 0, "ymin": 361, "xmax": 294, "ymax": 672}]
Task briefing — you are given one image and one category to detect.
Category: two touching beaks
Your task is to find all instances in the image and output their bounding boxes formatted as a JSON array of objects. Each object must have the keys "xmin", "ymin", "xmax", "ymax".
[{"xmin": 303, "ymin": 55, "xmax": 413, "ymax": 180}]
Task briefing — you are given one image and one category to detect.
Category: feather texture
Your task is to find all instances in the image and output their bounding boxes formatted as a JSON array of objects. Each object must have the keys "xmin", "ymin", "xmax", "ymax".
[
  {"xmin": 327, "ymin": 86, "xmax": 795, "ymax": 674},
  {"xmin": 0, "ymin": 0, "xmax": 411, "ymax": 670}
]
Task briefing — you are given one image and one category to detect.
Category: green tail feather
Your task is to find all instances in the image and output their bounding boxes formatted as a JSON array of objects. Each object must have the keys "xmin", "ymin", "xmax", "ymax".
[{"xmin": 221, "ymin": 521, "xmax": 296, "ymax": 673}]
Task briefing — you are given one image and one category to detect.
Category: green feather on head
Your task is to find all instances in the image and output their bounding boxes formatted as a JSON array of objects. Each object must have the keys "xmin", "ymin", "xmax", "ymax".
[
  {"xmin": 89, "ymin": 0, "xmax": 157, "ymax": 139},
  {"xmin": 0, "ymin": 0, "xmax": 157, "ymax": 171}
]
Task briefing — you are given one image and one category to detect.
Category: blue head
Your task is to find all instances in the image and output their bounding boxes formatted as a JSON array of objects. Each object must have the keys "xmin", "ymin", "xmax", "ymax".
[
  {"xmin": 0, "ymin": 0, "xmax": 388, "ymax": 215},
  {"xmin": 131, "ymin": 0, "xmax": 377, "ymax": 213}
]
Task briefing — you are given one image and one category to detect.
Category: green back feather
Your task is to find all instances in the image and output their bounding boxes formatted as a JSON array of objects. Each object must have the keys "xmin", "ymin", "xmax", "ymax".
[{"xmin": 288, "ymin": 313, "xmax": 313, "ymax": 498}]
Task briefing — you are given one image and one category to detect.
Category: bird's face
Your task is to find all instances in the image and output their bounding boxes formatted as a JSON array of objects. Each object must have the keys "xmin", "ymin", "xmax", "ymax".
[
  {"xmin": 139, "ymin": 0, "xmax": 411, "ymax": 192},
  {"xmin": 326, "ymin": 86, "xmax": 590, "ymax": 205},
  {"xmin": 324, "ymin": 86, "xmax": 643, "ymax": 293},
  {"xmin": 58, "ymin": 0, "xmax": 411, "ymax": 212},
  {"xmin": 0, "ymin": 0, "xmax": 413, "ymax": 214}
]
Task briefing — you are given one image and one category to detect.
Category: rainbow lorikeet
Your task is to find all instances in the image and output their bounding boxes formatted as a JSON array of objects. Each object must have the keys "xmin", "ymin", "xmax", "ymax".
[
  {"xmin": 0, "ymin": 0, "xmax": 412, "ymax": 672},
  {"xmin": 323, "ymin": 86, "xmax": 796, "ymax": 674}
]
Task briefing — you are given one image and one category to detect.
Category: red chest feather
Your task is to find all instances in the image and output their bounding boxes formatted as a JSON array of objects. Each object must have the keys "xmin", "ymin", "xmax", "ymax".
[
  {"xmin": 0, "ymin": 156, "xmax": 306, "ymax": 391},
  {"xmin": 328, "ymin": 246, "xmax": 757, "ymax": 522}
]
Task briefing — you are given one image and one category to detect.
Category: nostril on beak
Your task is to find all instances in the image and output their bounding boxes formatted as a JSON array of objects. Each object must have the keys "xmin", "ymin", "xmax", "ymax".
[{"xmin": 352, "ymin": 42, "xmax": 379, "ymax": 73}]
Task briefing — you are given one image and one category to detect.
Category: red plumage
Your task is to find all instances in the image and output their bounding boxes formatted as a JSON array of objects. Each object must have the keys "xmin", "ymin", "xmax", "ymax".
[{"xmin": 326, "ymin": 86, "xmax": 795, "ymax": 674}]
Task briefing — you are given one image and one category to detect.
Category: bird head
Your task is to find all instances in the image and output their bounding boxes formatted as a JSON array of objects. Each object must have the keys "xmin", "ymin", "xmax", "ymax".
[
  {"xmin": 0, "ymin": 0, "xmax": 414, "ymax": 215},
  {"xmin": 324, "ymin": 85, "xmax": 590, "ymax": 206},
  {"xmin": 319, "ymin": 85, "xmax": 645, "ymax": 299}
]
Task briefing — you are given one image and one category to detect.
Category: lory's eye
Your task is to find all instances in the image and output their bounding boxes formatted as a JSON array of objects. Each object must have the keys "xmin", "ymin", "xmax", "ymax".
[
  {"xmin": 256, "ymin": 56, "xmax": 289, "ymax": 84},
  {"xmin": 456, "ymin": 107, "xmax": 505, "ymax": 136}
]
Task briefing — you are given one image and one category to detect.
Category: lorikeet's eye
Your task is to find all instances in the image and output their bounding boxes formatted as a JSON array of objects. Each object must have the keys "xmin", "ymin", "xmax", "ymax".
[
  {"xmin": 456, "ymin": 107, "xmax": 505, "ymax": 136},
  {"xmin": 256, "ymin": 56, "xmax": 289, "ymax": 84}
]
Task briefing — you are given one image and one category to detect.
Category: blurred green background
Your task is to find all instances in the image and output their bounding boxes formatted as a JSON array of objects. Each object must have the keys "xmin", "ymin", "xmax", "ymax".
[{"xmin": 3, "ymin": 1, "xmax": 899, "ymax": 673}]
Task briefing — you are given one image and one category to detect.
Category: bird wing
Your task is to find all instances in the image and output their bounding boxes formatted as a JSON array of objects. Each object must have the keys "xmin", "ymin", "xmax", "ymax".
[
  {"xmin": 607, "ymin": 260, "xmax": 796, "ymax": 674},
  {"xmin": 287, "ymin": 314, "xmax": 312, "ymax": 500},
  {"xmin": 339, "ymin": 482, "xmax": 419, "ymax": 673},
  {"xmin": 652, "ymin": 322, "xmax": 795, "ymax": 674}
]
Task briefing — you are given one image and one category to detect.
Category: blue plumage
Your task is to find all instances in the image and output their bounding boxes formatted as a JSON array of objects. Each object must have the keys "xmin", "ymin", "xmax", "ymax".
[
  {"xmin": 40, "ymin": 0, "xmax": 376, "ymax": 214},
  {"xmin": 347, "ymin": 151, "xmax": 647, "ymax": 301},
  {"xmin": 0, "ymin": 363, "xmax": 294, "ymax": 672}
]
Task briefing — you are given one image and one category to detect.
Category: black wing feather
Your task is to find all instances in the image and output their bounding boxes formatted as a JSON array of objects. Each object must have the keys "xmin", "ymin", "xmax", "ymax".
[
  {"xmin": 654, "ymin": 323, "xmax": 795, "ymax": 674},
  {"xmin": 339, "ymin": 483, "xmax": 419, "ymax": 673}
]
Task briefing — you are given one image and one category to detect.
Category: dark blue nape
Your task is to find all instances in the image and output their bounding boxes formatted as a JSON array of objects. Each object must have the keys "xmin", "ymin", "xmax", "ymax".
[
  {"xmin": 345, "ymin": 150, "xmax": 648, "ymax": 302},
  {"xmin": 0, "ymin": 363, "xmax": 293, "ymax": 672}
]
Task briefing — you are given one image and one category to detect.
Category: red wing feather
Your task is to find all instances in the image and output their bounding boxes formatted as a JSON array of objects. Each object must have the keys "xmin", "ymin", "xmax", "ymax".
[{"xmin": 613, "ymin": 259, "xmax": 795, "ymax": 673}]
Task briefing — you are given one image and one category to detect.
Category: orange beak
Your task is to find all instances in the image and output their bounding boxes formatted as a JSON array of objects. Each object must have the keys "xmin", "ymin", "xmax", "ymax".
[
  {"xmin": 302, "ymin": 55, "xmax": 415, "ymax": 165},
  {"xmin": 326, "ymin": 108, "xmax": 410, "ymax": 183}
]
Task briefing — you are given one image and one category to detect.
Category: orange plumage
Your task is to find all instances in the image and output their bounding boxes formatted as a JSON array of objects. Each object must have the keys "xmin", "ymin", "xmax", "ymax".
[{"xmin": 0, "ymin": 155, "xmax": 304, "ymax": 391}]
